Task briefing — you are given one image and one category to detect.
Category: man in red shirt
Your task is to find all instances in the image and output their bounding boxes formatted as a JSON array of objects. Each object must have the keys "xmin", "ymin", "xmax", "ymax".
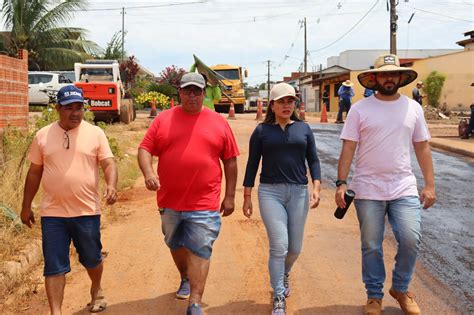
[{"xmin": 138, "ymin": 72, "xmax": 239, "ymax": 315}]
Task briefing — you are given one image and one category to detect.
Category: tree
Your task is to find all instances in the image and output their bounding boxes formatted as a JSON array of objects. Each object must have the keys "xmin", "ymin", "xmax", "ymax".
[
  {"xmin": 0, "ymin": 0, "xmax": 99, "ymax": 70},
  {"xmin": 119, "ymin": 55, "xmax": 139, "ymax": 91},
  {"xmin": 425, "ymin": 71, "xmax": 446, "ymax": 108},
  {"xmin": 102, "ymin": 31, "xmax": 126, "ymax": 60},
  {"xmin": 258, "ymin": 83, "xmax": 266, "ymax": 90},
  {"xmin": 159, "ymin": 65, "xmax": 186, "ymax": 87}
]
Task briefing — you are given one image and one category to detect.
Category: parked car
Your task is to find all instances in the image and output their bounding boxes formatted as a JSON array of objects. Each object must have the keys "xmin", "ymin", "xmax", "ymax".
[
  {"xmin": 28, "ymin": 71, "xmax": 73, "ymax": 105},
  {"xmin": 59, "ymin": 71, "xmax": 76, "ymax": 83}
]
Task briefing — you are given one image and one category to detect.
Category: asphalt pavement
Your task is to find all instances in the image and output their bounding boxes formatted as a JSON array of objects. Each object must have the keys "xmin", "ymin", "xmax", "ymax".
[{"xmin": 310, "ymin": 122, "xmax": 474, "ymax": 310}]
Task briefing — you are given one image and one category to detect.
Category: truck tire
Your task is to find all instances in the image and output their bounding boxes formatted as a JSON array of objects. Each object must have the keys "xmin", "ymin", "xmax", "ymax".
[
  {"xmin": 235, "ymin": 104, "xmax": 244, "ymax": 114},
  {"xmin": 215, "ymin": 104, "xmax": 230, "ymax": 113},
  {"xmin": 119, "ymin": 103, "xmax": 131, "ymax": 124}
]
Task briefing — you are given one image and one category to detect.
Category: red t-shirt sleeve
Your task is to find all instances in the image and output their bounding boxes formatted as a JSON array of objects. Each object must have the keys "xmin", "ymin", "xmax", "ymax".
[
  {"xmin": 139, "ymin": 117, "xmax": 160, "ymax": 156},
  {"xmin": 220, "ymin": 120, "xmax": 240, "ymax": 160}
]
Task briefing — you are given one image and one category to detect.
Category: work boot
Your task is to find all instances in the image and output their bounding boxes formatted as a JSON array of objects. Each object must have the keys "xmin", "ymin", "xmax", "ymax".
[
  {"xmin": 364, "ymin": 298, "xmax": 382, "ymax": 315},
  {"xmin": 389, "ymin": 288, "xmax": 421, "ymax": 315}
]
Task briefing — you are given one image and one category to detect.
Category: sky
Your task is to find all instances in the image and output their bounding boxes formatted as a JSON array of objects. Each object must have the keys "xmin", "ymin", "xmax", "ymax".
[{"xmin": 3, "ymin": 0, "xmax": 474, "ymax": 86}]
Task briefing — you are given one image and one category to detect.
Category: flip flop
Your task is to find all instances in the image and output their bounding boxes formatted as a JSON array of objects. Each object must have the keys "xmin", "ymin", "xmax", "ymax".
[{"xmin": 87, "ymin": 292, "xmax": 107, "ymax": 313}]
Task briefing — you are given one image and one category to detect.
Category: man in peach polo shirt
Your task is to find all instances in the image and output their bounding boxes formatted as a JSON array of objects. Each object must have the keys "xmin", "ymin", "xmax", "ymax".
[{"xmin": 21, "ymin": 85, "xmax": 117, "ymax": 314}]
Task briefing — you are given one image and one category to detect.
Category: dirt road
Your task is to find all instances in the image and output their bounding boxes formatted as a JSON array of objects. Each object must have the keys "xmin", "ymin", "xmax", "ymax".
[{"xmin": 11, "ymin": 114, "xmax": 461, "ymax": 314}]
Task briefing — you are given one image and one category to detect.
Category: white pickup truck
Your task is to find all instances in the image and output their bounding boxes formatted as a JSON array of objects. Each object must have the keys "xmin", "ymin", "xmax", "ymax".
[{"xmin": 28, "ymin": 71, "xmax": 74, "ymax": 105}]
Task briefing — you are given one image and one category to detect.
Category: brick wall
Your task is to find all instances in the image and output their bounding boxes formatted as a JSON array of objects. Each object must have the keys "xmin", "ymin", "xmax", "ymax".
[{"xmin": 0, "ymin": 50, "xmax": 28, "ymax": 131}]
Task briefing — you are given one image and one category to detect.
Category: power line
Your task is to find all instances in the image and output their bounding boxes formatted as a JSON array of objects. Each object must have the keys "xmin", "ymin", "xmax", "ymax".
[
  {"xmin": 70, "ymin": 1, "xmax": 205, "ymax": 12},
  {"xmin": 128, "ymin": 7, "xmax": 308, "ymax": 25},
  {"xmin": 309, "ymin": 0, "xmax": 379, "ymax": 53},
  {"xmin": 406, "ymin": 5, "xmax": 473, "ymax": 23},
  {"xmin": 276, "ymin": 23, "xmax": 303, "ymax": 69},
  {"xmin": 74, "ymin": 1, "xmax": 322, "ymax": 12}
]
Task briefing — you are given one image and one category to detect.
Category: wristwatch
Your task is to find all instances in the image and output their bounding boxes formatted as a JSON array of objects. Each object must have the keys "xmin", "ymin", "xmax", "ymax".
[{"xmin": 335, "ymin": 179, "xmax": 347, "ymax": 187}]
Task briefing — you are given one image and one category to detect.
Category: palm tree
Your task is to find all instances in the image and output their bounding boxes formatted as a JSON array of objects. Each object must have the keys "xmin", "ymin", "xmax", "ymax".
[{"xmin": 0, "ymin": 0, "xmax": 99, "ymax": 70}]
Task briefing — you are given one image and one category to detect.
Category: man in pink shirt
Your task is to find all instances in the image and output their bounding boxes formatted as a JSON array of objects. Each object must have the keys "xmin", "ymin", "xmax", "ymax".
[
  {"xmin": 138, "ymin": 73, "xmax": 239, "ymax": 315},
  {"xmin": 21, "ymin": 85, "xmax": 117, "ymax": 314},
  {"xmin": 335, "ymin": 54, "xmax": 436, "ymax": 315}
]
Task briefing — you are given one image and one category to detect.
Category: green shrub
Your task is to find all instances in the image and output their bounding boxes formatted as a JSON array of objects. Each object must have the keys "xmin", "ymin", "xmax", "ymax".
[
  {"xmin": 146, "ymin": 82, "xmax": 177, "ymax": 99},
  {"xmin": 425, "ymin": 71, "xmax": 446, "ymax": 108}
]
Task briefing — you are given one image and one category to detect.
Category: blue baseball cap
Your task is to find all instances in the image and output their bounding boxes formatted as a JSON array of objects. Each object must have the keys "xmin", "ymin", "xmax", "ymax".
[{"xmin": 57, "ymin": 85, "xmax": 84, "ymax": 105}]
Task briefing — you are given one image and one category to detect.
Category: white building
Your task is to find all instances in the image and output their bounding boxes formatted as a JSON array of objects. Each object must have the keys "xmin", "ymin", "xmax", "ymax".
[{"xmin": 327, "ymin": 49, "xmax": 462, "ymax": 70}]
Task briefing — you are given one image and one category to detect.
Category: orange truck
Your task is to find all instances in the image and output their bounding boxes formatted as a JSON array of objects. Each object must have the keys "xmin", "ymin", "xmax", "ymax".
[{"xmin": 74, "ymin": 60, "xmax": 135, "ymax": 123}]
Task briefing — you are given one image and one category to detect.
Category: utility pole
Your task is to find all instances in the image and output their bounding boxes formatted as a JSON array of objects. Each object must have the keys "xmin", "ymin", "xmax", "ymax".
[
  {"xmin": 298, "ymin": 18, "xmax": 308, "ymax": 74},
  {"xmin": 121, "ymin": 7, "xmax": 125, "ymax": 61},
  {"xmin": 389, "ymin": 0, "xmax": 398, "ymax": 55},
  {"xmin": 303, "ymin": 17, "xmax": 307, "ymax": 74},
  {"xmin": 267, "ymin": 60, "xmax": 271, "ymax": 103}
]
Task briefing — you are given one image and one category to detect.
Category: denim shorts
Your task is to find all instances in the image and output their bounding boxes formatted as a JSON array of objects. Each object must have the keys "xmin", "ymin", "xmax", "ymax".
[
  {"xmin": 160, "ymin": 208, "xmax": 221, "ymax": 259},
  {"xmin": 41, "ymin": 216, "xmax": 103, "ymax": 276}
]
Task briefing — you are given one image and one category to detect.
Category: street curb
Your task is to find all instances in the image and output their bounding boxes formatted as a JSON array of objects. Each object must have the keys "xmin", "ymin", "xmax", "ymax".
[
  {"xmin": 0, "ymin": 240, "xmax": 42, "ymax": 295},
  {"xmin": 429, "ymin": 141, "xmax": 474, "ymax": 158}
]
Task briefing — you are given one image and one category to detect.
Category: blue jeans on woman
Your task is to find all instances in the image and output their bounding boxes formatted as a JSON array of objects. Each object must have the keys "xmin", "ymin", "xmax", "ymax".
[
  {"xmin": 258, "ymin": 183, "xmax": 309, "ymax": 298},
  {"xmin": 354, "ymin": 196, "xmax": 422, "ymax": 299}
]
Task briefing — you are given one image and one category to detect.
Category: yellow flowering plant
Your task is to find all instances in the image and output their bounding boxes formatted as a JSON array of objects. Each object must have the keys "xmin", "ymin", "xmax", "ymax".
[{"xmin": 135, "ymin": 91, "xmax": 170, "ymax": 109}]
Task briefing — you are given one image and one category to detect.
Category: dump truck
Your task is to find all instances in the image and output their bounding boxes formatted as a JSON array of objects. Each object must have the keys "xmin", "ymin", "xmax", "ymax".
[
  {"xmin": 192, "ymin": 55, "xmax": 248, "ymax": 113},
  {"xmin": 74, "ymin": 60, "xmax": 135, "ymax": 123},
  {"xmin": 209, "ymin": 64, "xmax": 248, "ymax": 113}
]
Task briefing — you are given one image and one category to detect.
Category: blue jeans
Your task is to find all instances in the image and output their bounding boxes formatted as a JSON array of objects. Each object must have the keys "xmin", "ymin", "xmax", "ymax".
[
  {"xmin": 258, "ymin": 183, "xmax": 309, "ymax": 298},
  {"xmin": 160, "ymin": 208, "xmax": 221, "ymax": 259},
  {"xmin": 336, "ymin": 98, "xmax": 351, "ymax": 122},
  {"xmin": 41, "ymin": 216, "xmax": 102, "ymax": 276},
  {"xmin": 354, "ymin": 196, "xmax": 422, "ymax": 299}
]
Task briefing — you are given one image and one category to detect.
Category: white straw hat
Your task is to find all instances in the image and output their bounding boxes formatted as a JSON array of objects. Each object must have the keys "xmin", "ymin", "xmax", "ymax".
[
  {"xmin": 358, "ymin": 54, "xmax": 417, "ymax": 89},
  {"xmin": 342, "ymin": 80, "xmax": 354, "ymax": 87}
]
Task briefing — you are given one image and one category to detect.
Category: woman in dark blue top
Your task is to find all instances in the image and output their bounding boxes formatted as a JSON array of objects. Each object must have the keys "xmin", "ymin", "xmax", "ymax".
[{"xmin": 242, "ymin": 82, "xmax": 321, "ymax": 315}]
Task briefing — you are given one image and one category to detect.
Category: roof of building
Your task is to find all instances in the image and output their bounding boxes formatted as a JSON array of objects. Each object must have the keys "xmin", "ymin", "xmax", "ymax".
[
  {"xmin": 282, "ymin": 72, "xmax": 303, "ymax": 82},
  {"xmin": 457, "ymin": 38, "xmax": 474, "ymax": 47},
  {"xmin": 463, "ymin": 30, "xmax": 474, "ymax": 37}
]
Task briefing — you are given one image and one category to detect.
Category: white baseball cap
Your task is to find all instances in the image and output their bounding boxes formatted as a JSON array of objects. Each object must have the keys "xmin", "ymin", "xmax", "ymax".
[{"xmin": 269, "ymin": 82, "xmax": 299, "ymax": 102}]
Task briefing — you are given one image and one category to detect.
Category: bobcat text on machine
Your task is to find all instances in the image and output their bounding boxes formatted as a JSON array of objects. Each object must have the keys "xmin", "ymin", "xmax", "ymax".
[{"xmin": 74, "ymin": 60, "xmax": 135, "ymax": 123}]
